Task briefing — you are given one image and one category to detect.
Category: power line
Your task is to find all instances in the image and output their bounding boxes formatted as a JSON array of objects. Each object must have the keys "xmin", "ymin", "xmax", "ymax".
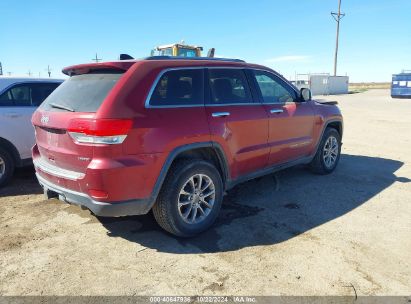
[{"xmin": 331, "ymin": 0, "xmax": 345, "ymax": 76}]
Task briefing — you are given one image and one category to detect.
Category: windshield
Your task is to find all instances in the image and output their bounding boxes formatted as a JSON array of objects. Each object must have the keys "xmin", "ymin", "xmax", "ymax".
[
  {"xmin": 177, "ymin": 48, "xmax": 197, "ymax": 57},
  {"xmin": 40, "ymin": 72, "xmax": 123, "ymax": 112},
  {"xmin": 159, "ymin": 48, "xmax": 173, "ymax": 56}
]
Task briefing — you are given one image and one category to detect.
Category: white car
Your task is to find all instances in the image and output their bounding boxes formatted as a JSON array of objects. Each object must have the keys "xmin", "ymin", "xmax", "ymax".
[{"xmin": 0, "ymin": 77, "xmax": 63, "ymax": 187}]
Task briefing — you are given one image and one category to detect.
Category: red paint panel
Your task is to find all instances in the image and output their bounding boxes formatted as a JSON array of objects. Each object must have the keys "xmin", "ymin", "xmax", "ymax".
[
  {"xmin": 205, "ymin": 105, "xmax": 269, "ymax": 178},
  {"xmin": 262, "ymin": 101, "xmax": 315, "ymax": 165}
]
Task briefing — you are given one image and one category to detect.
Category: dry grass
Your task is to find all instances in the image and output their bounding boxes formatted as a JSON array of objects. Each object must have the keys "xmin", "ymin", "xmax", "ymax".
[{"xmin": 349, "ymin": 82, "xmax": 390, "ymax": 90}]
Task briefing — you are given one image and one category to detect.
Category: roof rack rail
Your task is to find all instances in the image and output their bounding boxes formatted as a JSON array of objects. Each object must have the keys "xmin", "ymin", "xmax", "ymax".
[{"xmin": 143, "ymin": 56, "xmax": 245, "ymax": 63}]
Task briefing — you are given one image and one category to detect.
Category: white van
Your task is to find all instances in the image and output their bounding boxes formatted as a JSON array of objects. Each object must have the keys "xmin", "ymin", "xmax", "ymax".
[{"xmin": 0, "ymin": 77, "xmax": 63, "ymax": 187}]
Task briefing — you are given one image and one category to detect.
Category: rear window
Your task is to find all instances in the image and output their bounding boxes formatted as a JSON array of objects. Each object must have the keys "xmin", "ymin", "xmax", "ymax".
[{"xmin": 40, "ymin": 72, "xmax": 123, "ymax": 112}]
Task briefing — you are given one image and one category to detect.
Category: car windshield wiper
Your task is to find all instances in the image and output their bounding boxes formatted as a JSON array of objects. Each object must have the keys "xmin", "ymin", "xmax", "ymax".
[{"xmin": 49, "ymin": 102, "xmax": 75, "ymax": 112}]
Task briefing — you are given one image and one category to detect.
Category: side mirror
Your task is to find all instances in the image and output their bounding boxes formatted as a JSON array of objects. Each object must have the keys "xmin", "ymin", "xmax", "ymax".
[{"xmin": 300, "ymin": 88, "xmax": 312, "ymax": 101}]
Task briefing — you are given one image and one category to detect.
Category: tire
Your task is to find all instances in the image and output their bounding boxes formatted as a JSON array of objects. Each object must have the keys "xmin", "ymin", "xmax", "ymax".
[
  {"xmin": 309, "ymin": 128, "xmax": 341, "ymax": 175},
  {"xmin": 152, "ymin": 159, "xmax": 224, "ymax": 237},
  {"xmin": 0, "ymin": 147, "xmax": 15, "ymax": 188}
]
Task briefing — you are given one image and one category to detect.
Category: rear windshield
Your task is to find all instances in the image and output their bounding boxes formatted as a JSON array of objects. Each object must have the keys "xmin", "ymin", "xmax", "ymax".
[{"xmin": 40, "ymin": 72, "xmax": 123, "ymax": 112}]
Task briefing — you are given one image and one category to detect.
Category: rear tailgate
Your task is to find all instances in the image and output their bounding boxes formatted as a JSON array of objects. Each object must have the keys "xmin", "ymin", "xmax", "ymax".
[
  {"xmin": 32, "ymin": 70, "xmax": 126, "ymax": 175},
  {"xmin": 32, "ymin": 111, "xmax": 96, "ymax": 174}
]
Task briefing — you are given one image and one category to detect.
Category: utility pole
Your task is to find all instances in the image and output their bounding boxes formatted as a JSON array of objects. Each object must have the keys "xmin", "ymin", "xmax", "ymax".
[
  {"xmin": 0, "ymin": 62, "xmax": 3, "ymax": 76},
  {"xmin": 46, "ymin": 65, "xmax": 52, "ymax": 77},
  {"xmin": 27, "ymin": 70, "xmax": 32, "ymax": 77},
  {"xmin": 331, "ymin": 0, "xmax": 345, "ymax": 76},
  {"xmin": 92, "ymin": 53, "xmax": 102, "ymax": 63}
]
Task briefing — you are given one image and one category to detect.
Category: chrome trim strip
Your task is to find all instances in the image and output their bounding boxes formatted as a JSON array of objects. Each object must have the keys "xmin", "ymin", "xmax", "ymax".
[
  {"xmin": 206, "ymin": 103, "xmax": 256, "ymax": 106},
  {"xmin": 33, "ymin": 157, "xmax": 85, "ymax": 181},
  {"xmin": 289, "ymin": 140, "xmax": 312, "ymax": 148},
  {"xmin": 145, "ymin": 104, "xmax": 204, "ymax": 109},
  {"xmin": 206, "ymin": 67, "xmax": 246, "ymax": 69},
  {"xmin": 148, "ymin": 103, "xmax": 258, "ymax": 109},
  {"xmin": 36, "ymin": 173, "xmax": 96, "ymax": 203}
]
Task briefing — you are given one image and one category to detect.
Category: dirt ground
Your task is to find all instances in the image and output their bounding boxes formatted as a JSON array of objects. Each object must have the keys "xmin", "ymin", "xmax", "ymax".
[{"xmin": 0, "ymin": 89, "xmax": 410, "ymax": 296}]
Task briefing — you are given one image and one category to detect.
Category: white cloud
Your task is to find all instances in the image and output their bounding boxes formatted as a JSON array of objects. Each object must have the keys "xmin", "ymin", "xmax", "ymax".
[{"xmin": 265, "ymin": 55, "xmax": 311, "ymax": 63}]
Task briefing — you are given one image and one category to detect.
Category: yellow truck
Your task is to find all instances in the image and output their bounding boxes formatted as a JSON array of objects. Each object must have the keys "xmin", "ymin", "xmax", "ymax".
[{"xmin": 151, "ymin": 42, "xmax": 215, "ymax": 58}]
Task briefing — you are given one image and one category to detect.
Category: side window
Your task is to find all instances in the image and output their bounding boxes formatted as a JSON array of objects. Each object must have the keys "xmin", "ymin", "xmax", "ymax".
[
  {"xmin": 149, "ymin": 69, "xmax": 204, "ymax": 106},
  {"xmin": 0, "ymin": 83, "xmax": 59, "ymax": 107},
  {"xmin": 0, "ymin": 88, "xmax": 14, "ymax": 106},
  {"xmin": 208, "ymin": 69, "xmax": 252, "ymax": 104},
  {"xmin": 0, "ymin": 84, "xmax": 31, "ymax": 107},
  {"xmin": 253, "ymin": 70, "xmax": 296, "ymax": 104},
  {"xmin": 12, "ymin": 86, "xmax": 31, "ymax": 106}
]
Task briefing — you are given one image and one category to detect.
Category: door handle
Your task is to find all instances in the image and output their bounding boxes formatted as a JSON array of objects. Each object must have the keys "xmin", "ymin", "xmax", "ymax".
[
  {"xmin": 5, "ymin": 112, "xmax": 22, "ymax": 118},
  {"xmin": 270, "ymin": 109, "xmax": 284, "ymax": 114},
  {"xmin": 212, "ymin": 112, "xmax": 230, "ymax": 118}
]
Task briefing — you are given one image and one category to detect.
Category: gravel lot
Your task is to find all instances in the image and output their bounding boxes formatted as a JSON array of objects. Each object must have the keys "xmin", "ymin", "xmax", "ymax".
[{"xmin": 0, "ymin": 89, "xmax": 410, "ymax": 296}]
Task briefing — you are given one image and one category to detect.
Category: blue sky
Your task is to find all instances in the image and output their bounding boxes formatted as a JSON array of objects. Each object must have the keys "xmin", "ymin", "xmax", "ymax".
[{"xmin": 1, "ymin": 0, "xmax": 410, "ymax": 82}]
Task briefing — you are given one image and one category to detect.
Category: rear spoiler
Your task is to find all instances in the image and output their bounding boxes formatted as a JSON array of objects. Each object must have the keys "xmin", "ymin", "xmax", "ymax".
[{"xmin": 62, "ymin": 61, "xmax": 135, "ymax": 76}]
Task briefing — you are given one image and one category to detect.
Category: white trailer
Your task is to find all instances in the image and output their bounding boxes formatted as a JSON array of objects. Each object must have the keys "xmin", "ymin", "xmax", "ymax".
[{"xmin": 294, "ymin": 73, "xmax": 349, "ymax": 96}]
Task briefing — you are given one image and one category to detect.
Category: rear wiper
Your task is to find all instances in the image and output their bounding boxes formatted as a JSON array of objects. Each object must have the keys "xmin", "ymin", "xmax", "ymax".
[{"xmin": 49, "ymin": 102, "xmax": 75, "ymax": 112}]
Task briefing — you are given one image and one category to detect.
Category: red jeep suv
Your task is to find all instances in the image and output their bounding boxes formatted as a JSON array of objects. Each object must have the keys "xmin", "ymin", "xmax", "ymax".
[{"xmin": 32, "ymin": 57, "xmax": 343, "ymax": 237}]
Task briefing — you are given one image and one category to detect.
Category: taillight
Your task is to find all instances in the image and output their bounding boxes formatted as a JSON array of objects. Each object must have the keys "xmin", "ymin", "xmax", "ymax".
[{"xmin": 67, "ymin": 119, "xmax": 133, "ymax": 145}]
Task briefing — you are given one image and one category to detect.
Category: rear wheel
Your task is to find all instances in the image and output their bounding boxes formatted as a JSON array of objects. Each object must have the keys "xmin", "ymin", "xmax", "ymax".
[
  {"xmin": 309, "ymin": 128, "xmax": 341, "ymax": 174},
  {"xmin": 152, "ymin": 159, "xmax": 223, "ymax": 237},
  {"xmin": 0, "ymin": 147, "xmax": 15, "ymax": 188}
]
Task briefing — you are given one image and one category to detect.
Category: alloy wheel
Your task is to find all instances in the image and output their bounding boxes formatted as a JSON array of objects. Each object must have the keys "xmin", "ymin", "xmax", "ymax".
[
  {"xmin": 323, "ymin": 136, "xmax": 339, "ymax": 168},
  {"xmin": 177, "ymin": 174, "xmax": 216, "ymax": 224}
]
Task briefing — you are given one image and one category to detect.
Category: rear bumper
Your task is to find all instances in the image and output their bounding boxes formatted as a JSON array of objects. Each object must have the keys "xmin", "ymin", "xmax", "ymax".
[
  {"xmin": 36, "ymin": 173, "xmax": 152, "ymax": 217},
  {"xmin": 32, "ymin": 143, "xmax": 165, "ymax": 204},
  {"xmin": 391, "ymin": 95, "xmax": 411, "ymax": 99}
]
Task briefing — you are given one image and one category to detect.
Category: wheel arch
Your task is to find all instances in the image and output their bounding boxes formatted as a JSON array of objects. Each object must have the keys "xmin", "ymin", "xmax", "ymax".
[
  {"xmin": 149, "ymin": 142, "xmax": 230, "ymax": 208},
  {"xmin": 0, "ymin": 137, "xmax": 22, "ymax": 167},
  {"xmin": 326, "ymin": 120, "xmax": 343, "ymax": 137},
  {"xmin": 310, "ymin": 119, "xmax": 343, "ymax": 161},
  {"xmin": 173, "ymin": 145, "xmax": 228, "ymax": 182}
]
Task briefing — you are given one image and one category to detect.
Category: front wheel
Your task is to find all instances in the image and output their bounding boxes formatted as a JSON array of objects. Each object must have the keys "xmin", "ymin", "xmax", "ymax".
[
  {"xmin": 152, "ymin": 159, "xmax": 223, "ymax": 237},
  {"xmin": 309, "ymin": 128, "xmax": 341, "ymax": 174}
]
